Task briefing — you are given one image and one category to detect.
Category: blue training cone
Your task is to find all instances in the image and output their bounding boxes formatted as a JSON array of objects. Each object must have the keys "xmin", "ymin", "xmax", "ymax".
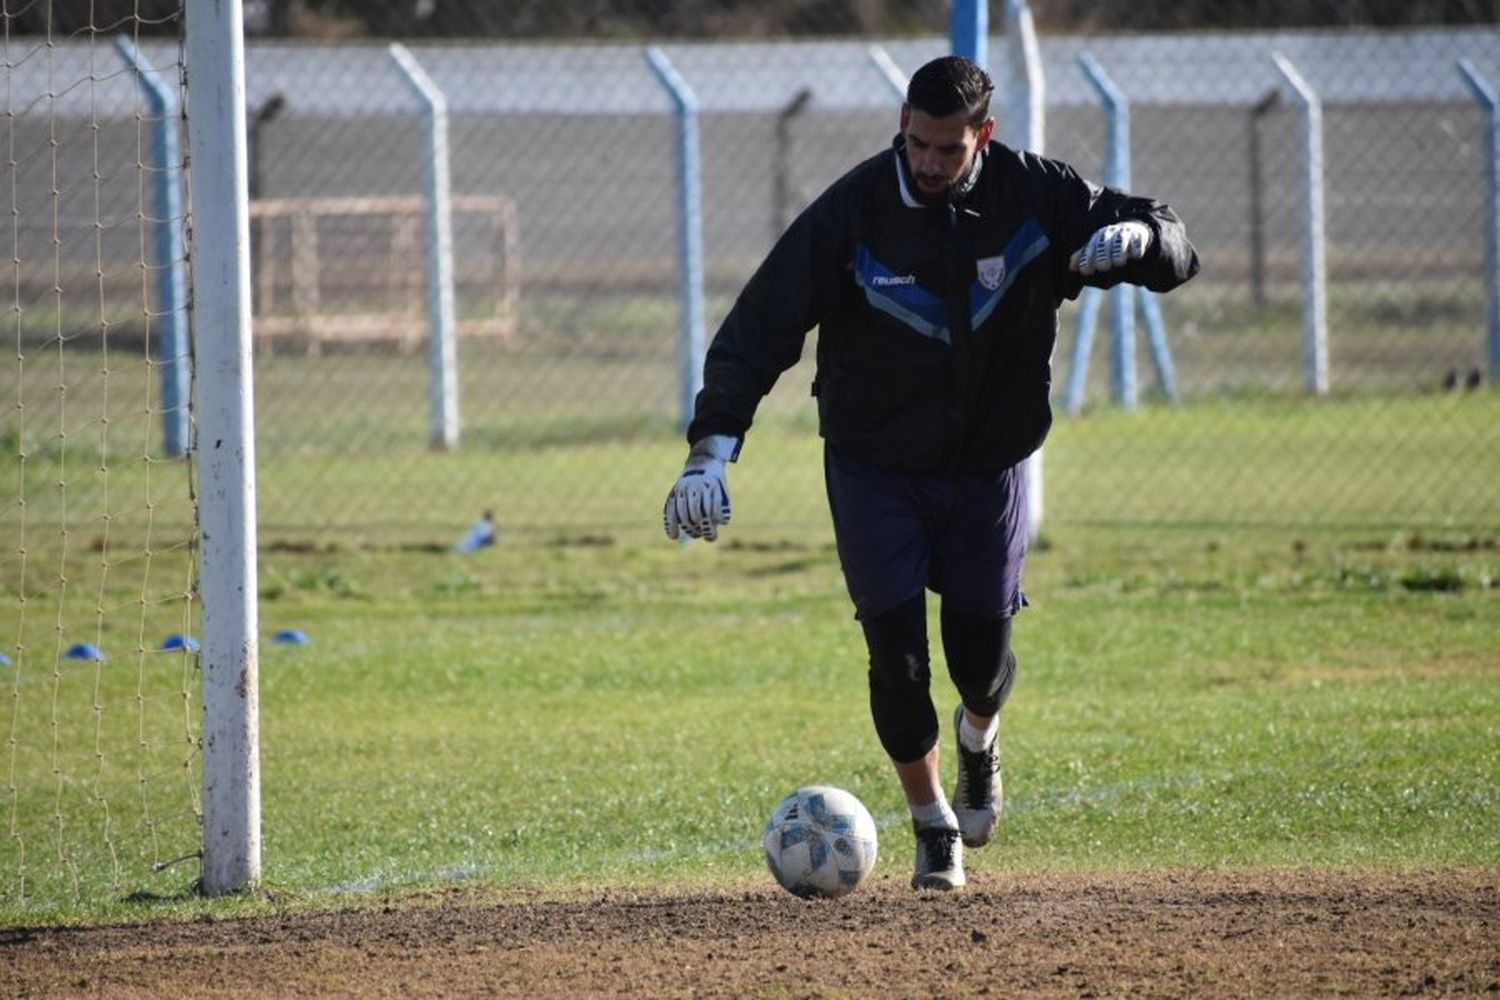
[
  {"xmin": 162, "ymin": 634, "xmax": 200, "ymax": 653},
  {"xmin": 273, "ymin": 629, "xmax": 311, "ymax": 645},
  {"xmin": 65, "ymin": 643, "xmax": 106, "ymax": 661}
]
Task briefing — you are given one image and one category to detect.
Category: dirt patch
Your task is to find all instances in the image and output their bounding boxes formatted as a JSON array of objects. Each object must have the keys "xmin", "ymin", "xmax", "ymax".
[{"xmin": 4, "ymin": 868, "xmax": 1496, "ymax": 998}]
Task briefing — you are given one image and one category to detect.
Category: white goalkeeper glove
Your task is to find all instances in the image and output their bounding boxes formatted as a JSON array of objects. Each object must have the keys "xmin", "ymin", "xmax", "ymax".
[
  {"xmin": 1069, "ymin": 220, "xmax": 1153, "ymax": 276},
  {"xmin": 663, "ymin": 434, "xmax": 738, "ymax": 542}
]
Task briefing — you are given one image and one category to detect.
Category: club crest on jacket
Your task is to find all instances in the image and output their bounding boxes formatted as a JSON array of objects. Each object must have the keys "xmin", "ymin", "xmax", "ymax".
[{"xmin": 976, "ymin": 254, "xmax": 1006, "ymax": 291}]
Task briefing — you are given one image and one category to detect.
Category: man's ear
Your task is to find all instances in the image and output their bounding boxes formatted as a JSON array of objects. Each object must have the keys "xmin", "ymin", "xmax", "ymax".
[
  {"xmin": 899, "ymin": 103, "xmax": 910, "ymax": 133},
  {"xmin": 976, "ymin": 116, "xmax": 996, "ymax": 146}
]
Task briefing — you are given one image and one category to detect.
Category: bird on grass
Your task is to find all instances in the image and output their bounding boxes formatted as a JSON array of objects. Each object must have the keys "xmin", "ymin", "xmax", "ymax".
[{"xmin": 456, "ymin": 510, "xmax": 497, "ymax": 552}]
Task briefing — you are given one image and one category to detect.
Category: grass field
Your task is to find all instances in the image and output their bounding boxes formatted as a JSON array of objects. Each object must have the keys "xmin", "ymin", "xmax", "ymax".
[{"xmin": 2, "ymin": 383, "xmax": 1497, "ymax": 928}]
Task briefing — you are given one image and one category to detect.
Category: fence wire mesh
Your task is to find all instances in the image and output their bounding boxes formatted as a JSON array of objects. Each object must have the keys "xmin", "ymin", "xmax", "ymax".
[
  {"xmin": 14, "ymin": 5, "xmax": 1500, "ymax": 556},
  {"xmin": 230, "ymin": 15, "xmax": 1498, "ymax": 548}
]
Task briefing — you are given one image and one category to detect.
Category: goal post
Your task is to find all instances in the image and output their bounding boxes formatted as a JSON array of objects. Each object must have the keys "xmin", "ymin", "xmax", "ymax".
[
  {"xmin": 998, "ymin": 0, "xmax": 1047, "ymax": 543},
  {"xmin": 184, "ymin": 0, "xmax": 261, "ymax": 896}
]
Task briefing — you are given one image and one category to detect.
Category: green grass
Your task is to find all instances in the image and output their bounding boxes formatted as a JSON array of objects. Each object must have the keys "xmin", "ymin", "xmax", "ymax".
[
  {"xmin": 7, "ymin": 282, "xmax": 1496, "ymax": 544},
  {"xmin": 2, "ymin": 490, "xmax": 1496, "ymax": 926},
  {"xmin": 1, "ymin": 376, "xmax": 1498, "ymax": 926}
]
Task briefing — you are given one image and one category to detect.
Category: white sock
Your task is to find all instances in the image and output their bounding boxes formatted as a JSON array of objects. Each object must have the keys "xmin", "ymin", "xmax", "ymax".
[
  {"xmin": 909, "ymin": 796, "xmax": 958, "ymax": 830},
  {"xmin": 959, "ymin": 710, "xmax": 998, "ymax": 753}
]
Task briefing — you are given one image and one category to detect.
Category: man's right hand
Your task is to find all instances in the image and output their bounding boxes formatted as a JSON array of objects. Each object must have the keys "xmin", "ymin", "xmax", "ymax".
[{"xmin": 663, "ymin": 435, "xmax": 738, "ymax": 542}]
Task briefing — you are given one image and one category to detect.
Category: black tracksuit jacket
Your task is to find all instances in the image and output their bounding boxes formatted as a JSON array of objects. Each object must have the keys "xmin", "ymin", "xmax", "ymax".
[{"xmin": 687, "ymin": 136, "xmax": 1200, "ymax": 475}]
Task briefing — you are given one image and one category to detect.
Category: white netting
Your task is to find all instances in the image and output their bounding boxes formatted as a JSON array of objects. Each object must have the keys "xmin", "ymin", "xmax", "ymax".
[{"xmin": 2, "ymin": 7, "xmax": 199, "ymax": 911}]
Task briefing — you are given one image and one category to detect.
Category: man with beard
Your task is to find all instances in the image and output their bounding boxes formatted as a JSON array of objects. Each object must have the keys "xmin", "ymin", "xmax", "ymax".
[{"xmin": 663, "ymin": 55, "xmax": 1199, "ymax": 889}]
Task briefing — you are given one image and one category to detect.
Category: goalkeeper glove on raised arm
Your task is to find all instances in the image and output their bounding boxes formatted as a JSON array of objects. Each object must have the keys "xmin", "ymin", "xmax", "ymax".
[
  {"xmin": 663, "ymin": 434, "xmax": 738, "ymax": 542},
  {"xmin": 1069, "ymin": 220, "xmax": 1153, "ymax": 277}
]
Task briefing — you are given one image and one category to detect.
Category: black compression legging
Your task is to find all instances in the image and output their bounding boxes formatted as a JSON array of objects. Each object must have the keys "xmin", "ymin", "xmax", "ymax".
[{"xmin": 861, "ymin": 593, "xmax": 1018, "ymax": 764}]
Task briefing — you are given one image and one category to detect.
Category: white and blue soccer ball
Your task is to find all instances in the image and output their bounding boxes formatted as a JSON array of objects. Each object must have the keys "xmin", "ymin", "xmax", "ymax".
[{"xmin": 763, "ymin": 784, "xmax": 878, "ymax": 899}]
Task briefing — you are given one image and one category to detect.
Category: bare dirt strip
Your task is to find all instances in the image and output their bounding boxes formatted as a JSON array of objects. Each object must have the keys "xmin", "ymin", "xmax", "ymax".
[{"xmin": 4, "ymin": 868, "xmax": 1496, "ymax": 998}]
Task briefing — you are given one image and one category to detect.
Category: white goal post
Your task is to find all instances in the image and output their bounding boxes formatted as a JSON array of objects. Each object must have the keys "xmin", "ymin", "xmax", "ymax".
[
  {"xmin": 3, "ymin": 8, "xmax": 227, "ymax": 909},
  {"xmin": 1000, "ymin": 0, "xmax": 1047, "ymax": 543},
  {"xmin": 185, "ymin": 0, "xmax": 261, "ymax": 896}
]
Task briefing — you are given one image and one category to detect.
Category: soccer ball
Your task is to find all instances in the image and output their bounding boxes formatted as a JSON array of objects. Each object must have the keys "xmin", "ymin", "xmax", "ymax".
[{"xmin": 763, "ymin": 784, "xmax": 878, "ymax": 899}]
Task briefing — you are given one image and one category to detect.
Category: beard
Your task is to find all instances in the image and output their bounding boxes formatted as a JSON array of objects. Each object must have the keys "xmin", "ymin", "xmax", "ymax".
[
  {"xmin": 903, "ymin": 148, "xmax": 985, "ymax": 207},
  {"xmin": 910, "ymin": 173, "xmax": 956, "ymax": 206}
]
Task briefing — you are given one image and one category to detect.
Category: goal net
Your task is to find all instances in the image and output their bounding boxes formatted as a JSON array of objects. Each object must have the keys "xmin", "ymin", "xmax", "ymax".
[{"xmin": 2, "ymin": 7, "xmax": 202, "ymax": 911}]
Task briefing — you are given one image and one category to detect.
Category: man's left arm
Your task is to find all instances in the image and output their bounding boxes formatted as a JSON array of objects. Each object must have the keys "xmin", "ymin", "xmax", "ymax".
[
  {"xmin": 1069, "ymin": 195, "xmax": 1198, "ymax": 292},
  {"xmin": 1046, "ymin": 164, "xmax": 1199, "ymax": 296}
]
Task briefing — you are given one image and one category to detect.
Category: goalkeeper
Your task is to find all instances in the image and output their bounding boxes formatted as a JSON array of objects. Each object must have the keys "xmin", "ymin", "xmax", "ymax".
[{"xmin": 662, "ymin": 55, "xmax": 1198, "ymax": 890}]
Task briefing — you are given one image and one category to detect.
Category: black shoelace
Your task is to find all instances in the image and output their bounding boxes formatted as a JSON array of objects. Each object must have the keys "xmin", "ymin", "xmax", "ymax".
[
  {"xmin": 919, "ymin": 825, "xmax": 957, "ymax": 871},
  {"xmin": 960, "ymin": 742, "xmax": 997, "ymax": 809}
]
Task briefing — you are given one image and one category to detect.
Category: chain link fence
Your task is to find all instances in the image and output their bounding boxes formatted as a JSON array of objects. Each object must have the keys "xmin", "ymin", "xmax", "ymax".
[
  {"xmin": 14, "ymin": 6, "xmax": 1500, "ymax": 553},
  {"xmin": 235, "ymin": 14, "xmax": 1499, "ymax": 548}
]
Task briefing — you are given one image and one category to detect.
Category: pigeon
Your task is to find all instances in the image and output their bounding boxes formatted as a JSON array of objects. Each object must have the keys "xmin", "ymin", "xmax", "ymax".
[{"xmin": 456, "ymin": 510, "xmax": 497, "ymax": 552}]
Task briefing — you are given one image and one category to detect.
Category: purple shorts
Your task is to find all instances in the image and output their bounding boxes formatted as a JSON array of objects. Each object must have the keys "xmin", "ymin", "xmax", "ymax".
[{"xmin": 823, "ymin": 445, "xmax": 1029, "ymax": 621}]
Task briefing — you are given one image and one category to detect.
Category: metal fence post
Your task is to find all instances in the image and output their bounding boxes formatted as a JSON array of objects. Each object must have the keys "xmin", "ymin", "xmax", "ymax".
[
  {"xmin": 1001, "ymin": 0, "xmax": 1045, "ymax": 155},
  {"xmin": 1064, "ymin": 289, "xmax": 1105, "ymax": 416},
  {"xmin": 1078, "ymin": 52, "xmax": 1137, "ymax": 410},
  {"xmin": 1137, "ymin": 293, "xmax": 1179, "ymax": 403},
  {"xmin": 1272, "ymin": 53, "xmax": 1330, "ymax": 395},
  {"xmin": 1067, "ymin": 53, "xmax": 1179, "ymax": 411},
  {"xmin": 866, "ymin": 45, "xmax": 908, "ymax": 101},
  {"xmin": 772, "ymin": 88, "xmax": 812, "ymax": 240},
  {"xmin": 389, "ymin": 44, "xmax": 460, "ymax": 451},
  {"xmin": 644, "ymin": 48, "xmax": 705, "ymax": 433},
  {"xmin": 1458, "ymin": 59, "xmax": 1500, "ymax": 377},
  {"xmin": 113, "ymin": 37, "xmax": 190, "ymax": 459},
  {"xmin": 952, "ymin": 0, "xmax": 988, "ymax": 67},
  {"xmin": 1248, "ymin": 91, "xmax": 1279, "ymax": 308}
]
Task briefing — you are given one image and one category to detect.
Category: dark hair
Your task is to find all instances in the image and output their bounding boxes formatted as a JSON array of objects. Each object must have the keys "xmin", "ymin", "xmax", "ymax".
[{"xmin": 906, "ymin": 55, "xmax": 994, "ymax": 125}]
